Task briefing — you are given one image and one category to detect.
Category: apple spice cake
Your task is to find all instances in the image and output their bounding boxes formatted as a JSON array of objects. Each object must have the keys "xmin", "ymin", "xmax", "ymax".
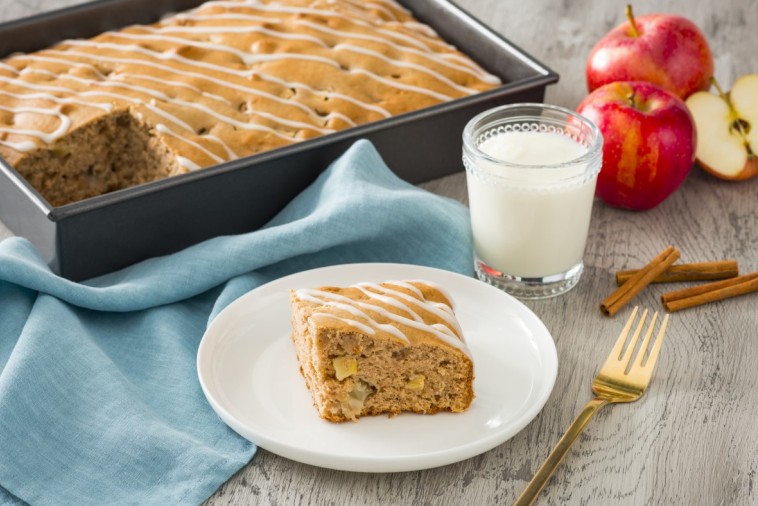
[
  {"xmin": 290, "ymin": 279, "xmax": 474, "ymax": 422},
  {"xmin": 0, "ymin": 0, "xmax": 501, "ymax": 206}
]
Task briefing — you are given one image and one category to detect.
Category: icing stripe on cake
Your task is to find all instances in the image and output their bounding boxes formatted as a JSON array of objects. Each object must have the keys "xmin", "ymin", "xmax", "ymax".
[{"xmin": 295, "ymin": 281, "xmax": 470, "ymax": 357}]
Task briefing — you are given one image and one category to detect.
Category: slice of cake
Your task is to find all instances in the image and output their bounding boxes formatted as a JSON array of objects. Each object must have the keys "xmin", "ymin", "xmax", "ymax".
[{"xmin": 290, "ymin": 279, "xmax": 474, "ymax": 422}]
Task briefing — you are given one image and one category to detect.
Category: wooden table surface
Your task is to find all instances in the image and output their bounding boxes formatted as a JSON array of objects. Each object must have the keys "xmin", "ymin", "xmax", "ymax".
[{"xmin": 1, "ymin": 0, "xmax": 756, "ymax": 504}]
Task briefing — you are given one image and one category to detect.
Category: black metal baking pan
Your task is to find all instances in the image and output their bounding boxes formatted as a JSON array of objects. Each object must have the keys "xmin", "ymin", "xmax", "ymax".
[{"xmin": 0, "ymin": 0, "xmax": 558, "ymax": 281}]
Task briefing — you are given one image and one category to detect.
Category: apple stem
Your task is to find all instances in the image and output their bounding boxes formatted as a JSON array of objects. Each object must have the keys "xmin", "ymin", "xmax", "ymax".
[
  {"xmin": 627, "ymin": 92, "xmax": 637, "ymax": 109},
  {"xmin": 710, "ymin": 77, "xmax": 729, "ymax": 106},
  {"xmin": 626, "ymin": 5, "xmax": 640, "ymax": 37}
]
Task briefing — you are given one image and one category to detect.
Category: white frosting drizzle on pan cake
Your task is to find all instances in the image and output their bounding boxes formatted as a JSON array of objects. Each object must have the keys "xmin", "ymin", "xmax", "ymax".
[
  {"xmin": 0, "ymin": 0, "xmax": 500, "ymax": 170},
  {"xmin": 294, "ymin": 280, "xmax": 470, "ymax": 357}
]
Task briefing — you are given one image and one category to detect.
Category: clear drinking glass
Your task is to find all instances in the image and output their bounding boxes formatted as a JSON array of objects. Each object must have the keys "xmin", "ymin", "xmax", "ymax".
[{"xmin": 462, "ymin": 103, "xmax": 603, "ymax": 299}]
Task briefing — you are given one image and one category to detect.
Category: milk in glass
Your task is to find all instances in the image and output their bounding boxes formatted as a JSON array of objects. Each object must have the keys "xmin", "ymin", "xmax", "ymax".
[
  {"xmin": 463, "ymin": 103, "xmax": 602, "ymax": 298},
  {"xmin": 469, "ymin": 130, "xmax": 595, "ymax": 277}
]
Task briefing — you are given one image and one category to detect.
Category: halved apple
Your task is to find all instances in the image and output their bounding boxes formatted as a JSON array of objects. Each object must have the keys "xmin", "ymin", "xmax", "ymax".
[{"xmin": 685, "ymin": 74, "xmax": 758, "ymax": 181}]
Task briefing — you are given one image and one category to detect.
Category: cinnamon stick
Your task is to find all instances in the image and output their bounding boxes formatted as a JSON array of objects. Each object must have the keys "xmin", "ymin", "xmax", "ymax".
[
  {"xmin": 615, "ymin": 260, "xmax": 739, "ymax": 286},
  {"xmin": 600, "ymin": 246, "xmax": 680, "ymax": 317},
  {"xmin": 661, "ymin": 271, "xmax": 758, "ymax": 312}
]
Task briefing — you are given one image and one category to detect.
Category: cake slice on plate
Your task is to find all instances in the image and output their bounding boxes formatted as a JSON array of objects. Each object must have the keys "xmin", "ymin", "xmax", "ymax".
[{"xmin": 290, "ymin": 280, "xmax": 474, "ymax": 422}]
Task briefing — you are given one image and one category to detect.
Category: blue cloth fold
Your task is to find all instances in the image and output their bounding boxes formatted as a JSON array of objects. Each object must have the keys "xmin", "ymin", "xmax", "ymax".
[{"xmin": 0, "ymin": 140, "xmax": 473, "ymax": 505}]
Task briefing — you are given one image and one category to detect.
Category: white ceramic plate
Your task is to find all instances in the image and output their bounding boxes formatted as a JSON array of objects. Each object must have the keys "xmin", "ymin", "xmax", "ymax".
[{"xmin": 197, "ymin": 263, "xmax": 558, "ymax": 473}]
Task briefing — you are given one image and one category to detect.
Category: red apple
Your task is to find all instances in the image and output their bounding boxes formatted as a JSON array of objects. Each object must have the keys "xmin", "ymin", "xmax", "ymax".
[
  {"xmin": 577, "ymin": 81, "xmax": 696, "ymax": 210},
  {"xmin": 586, "ymin": 5, "xmax": 713, "ymax": 100}
]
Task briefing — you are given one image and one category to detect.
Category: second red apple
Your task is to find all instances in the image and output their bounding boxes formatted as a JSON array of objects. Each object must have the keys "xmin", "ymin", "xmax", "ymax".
[
  {"xmin": 586, "ymin": 6, "xmax": 713, "ymax": 100},
  {"xmin": 577, "ymin": 81, "xmax": 696, "ymax": 211}
]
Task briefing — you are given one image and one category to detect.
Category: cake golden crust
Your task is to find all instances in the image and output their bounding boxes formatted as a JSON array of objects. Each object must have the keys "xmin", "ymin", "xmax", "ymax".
[
  {"xmin": 290, "ymin": 280, "xmax": 475, "ymax": 422},
  {"xmin": 0, "ymin": 0, "xmax": 500, "ymax": 205}
]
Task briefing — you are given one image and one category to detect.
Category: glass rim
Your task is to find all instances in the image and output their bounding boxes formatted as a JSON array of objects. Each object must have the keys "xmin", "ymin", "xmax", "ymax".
[{"xmin": 462, "ymin": 103, "xmax": 603, "ymax": 174}]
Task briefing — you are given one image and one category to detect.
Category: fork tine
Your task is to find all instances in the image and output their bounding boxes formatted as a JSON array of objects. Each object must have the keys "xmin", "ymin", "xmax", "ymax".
[
  {"xmin": 638, "ymin": 313, "xmax": 669, "ymax": 370},
  {"xmin": 609, "ymin": 306, "xmax": 639, "ymax": 363},
  {"xmin": 634, "ymin": 311, "xmax": 659, "ymax": 368},
  {"xmin": 620, "ymin": 308, "xmax": 648, "ymax": 369}
]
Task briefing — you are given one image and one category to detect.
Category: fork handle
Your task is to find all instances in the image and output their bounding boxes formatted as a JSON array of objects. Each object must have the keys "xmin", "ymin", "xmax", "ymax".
[{"xmin": 514, "ymin": 397, "xmax": 610, "ymax": 506}]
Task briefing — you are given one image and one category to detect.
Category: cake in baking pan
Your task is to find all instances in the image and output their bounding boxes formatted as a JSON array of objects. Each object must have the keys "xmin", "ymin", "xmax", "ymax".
[
  {"xmin": 290, "ymin": 280, "xmax": 474, "ymax": 422},
  {"xmin": 0, "ymin": 0, "xmax": 500, "ymax": 206}
]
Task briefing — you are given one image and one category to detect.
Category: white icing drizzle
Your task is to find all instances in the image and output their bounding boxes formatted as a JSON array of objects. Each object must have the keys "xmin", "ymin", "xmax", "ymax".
[
  {"xmin": 148, "ymin": 19, "xmax": 326, "ymax": 47},
  {"xmin": 356, "ymin": 281, "xmax": 463, "ymax": 337},
  {"xmin": 37, "ymin": 49, "xmax": 386, "ymax": 120},
  {"xmin": 104, "ymin": 30, "xmax": 326, "ymax": 66},
  {"xmin": 173, "ymin": 12, "xmax": 279, "ymax": 24},
  {"xmin": 380, "ymin": 280, "xmax": 422, "ymax": 297},
  {"xmin": 365, "ymin": 0, "xmax": 412, "ymax": 14},
  {"xmin": 143, "ymin": 100, "xmax": 194, "ymax": 132},
  {"xmin": 298, "ymin": 288, "xmax": 423, "ymax": 344},
  {"xmin": 0, "ymin": 88, "xmax": 113, "ymax": 112},
  {"xmin": 292, "ymin": 19, "xmax": 499, "ymax": 84},
  {"xmin": 63, "ymin": 38, "xmax": 458, "ymax": 102},
  {"xmin": 157, "ymin": 14, "xmax": 495, "ymax": 83},
  {"xmin": 50, "ymin": 67, "xmax": 194, "ymax": 105},
  {"xmin": 204, "ymin": 133, "xmax": 240, "ymax": 160},
  {"xmin": 15, "ymin": 55, "xmax": 310, "ymax": 143},
  {"xmin": 312, "ymin": 313, "xmax": 376, "ymax": 336},
  {"xmin": 333, "ymin": 42, "xmax": 481, "ymax": 95},
  {"xmin": 352, "ymin": 285, "xmax": 423, "ymax": 322},
  {"xmin": 180, "ymin": 0, "xmax": 500, "ymax": 87},
  {"xmin": 0, "ymin": 139, "xmax": 37, "ymax": 153},
  {"xmin": 0, "ymin": 73, "xmax": 90, "ymax": 96},
  {"xmin": 176, "ymin": 155, "xmax": 201, "ymax": 171},
  {"xmin": 295, "ymin": 281, "xmax": 469, "ymax": 356},
  {"xmin": 399, "ymin": 21, "xmax": 439, "ymax": 39},
  {"xmin": 247, "ymin": 70, "xmax": 389, "ymax": 118},
  {"xmin": 152, "ymin": 14, "xmax": 501, "ymax": 84},
  {"xmin": 0, "ymin": 0, "xmax": 495, "ymax": 165},
  {"xmin": 349, "ymin": 67, "xmax": 453, "ymax": 101},
  {"xmin": 17, "ymin": 53, "xmax": 110, "ymax": 79},
  {"xmin": 3, "ymin": 74, "xmax": 231, "ymax": 161},
  {"xmin": 341, "ymin": 0, "xmax": 398, "ymax": 22},
  {"xmin": 200, "ymin": 0, "xmax": 375, "ymax": 23},
  {"xmin": 364, "ymin": 2, "xmax": 401, "ymax": 20},
  {"xmin": 172, "ymin": 98, "xmax": 309, "ymax": 139},
  {"xmin": 18, "ymin": 68, "xmax": 197, "ymax": 134},
  {"xmin": 401, "ymin": 278, "xmax": 457, "ymax": 311},
  {"xmin": 0, "ymin": 62, "xmax": 18, "ymax": 73},
  {"xmin": 115, "ymin": 73, "xmax": 231, "ymax": 105},
  {"xmin": 241, "ymin": 104, "xmax": 336, "ymax": 133},
  {"xmin": 0, "ymin": 104, "xmax": 71, "ymax": 143},
  {"xmin": 64, "ymin": 38, "xmax": 339, "ymax": 69},
  {"xmin": 0, "ymin": 71, "xmax": 238, "ymax": 157},
  {"xmin": 308, "ymin": 298, "xmax": 409, "ymax": 342},
  {"xmin": 155, "ymin": 123, "xmax": 224, "ymax": 163},
  {"xmin": 186, "ymin": 0, "xmax": 477, "ymax": 73},
  {"xmin": 4, "ymin": 68, "xmax": 177, "ymax": 117}
]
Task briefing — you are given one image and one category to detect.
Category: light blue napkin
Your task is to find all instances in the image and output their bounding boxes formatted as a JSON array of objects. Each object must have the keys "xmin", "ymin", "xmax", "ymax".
[{"xmin": 0, "ymin": 140, "xmax": 473, "ymax": 505}]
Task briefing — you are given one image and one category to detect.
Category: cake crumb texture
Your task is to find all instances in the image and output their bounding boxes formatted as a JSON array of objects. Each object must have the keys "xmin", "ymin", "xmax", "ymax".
[
  {"xmin": 0, "ymin": 0, "xmax": 500, "ymax": 206},
  {"xmin": 290, "ymin": 280, "xmax": 475, "ymax": 422}
]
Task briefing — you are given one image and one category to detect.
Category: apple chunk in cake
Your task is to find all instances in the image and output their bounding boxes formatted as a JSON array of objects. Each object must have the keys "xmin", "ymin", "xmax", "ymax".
[{"xmin": 289, "ymin": 280, "xmax": 474, "ymax": 422}]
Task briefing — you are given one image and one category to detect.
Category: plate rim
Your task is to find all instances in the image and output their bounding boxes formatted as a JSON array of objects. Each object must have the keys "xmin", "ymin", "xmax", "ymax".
[{"xmin": 197, "ymin": 262, "xmax": 558, "ymax": 472}]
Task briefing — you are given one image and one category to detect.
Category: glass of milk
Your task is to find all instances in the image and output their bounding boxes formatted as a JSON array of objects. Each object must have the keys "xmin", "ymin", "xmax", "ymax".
[{"xmin": 462, "ymin": 103, "xmax": 602, "ymax": 299}]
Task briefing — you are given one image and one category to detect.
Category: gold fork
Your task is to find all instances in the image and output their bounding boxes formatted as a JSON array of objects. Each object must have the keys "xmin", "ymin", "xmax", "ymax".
[{"xmin": 514, "ymin": 307, "xmax": 670, "ymax": 506}]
